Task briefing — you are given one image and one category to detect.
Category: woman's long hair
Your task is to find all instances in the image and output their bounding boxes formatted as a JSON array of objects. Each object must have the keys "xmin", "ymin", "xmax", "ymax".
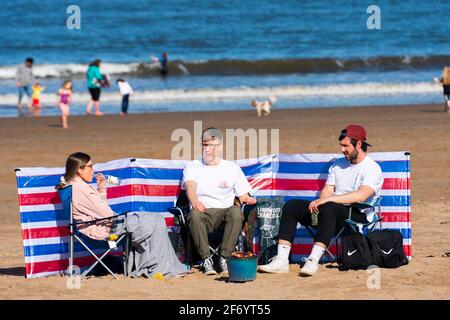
[
  {"xmin": 55, "ymin": 152, "xmax": 91, "ymax": 190},
  {"xmin": 443, "ymin": 67, "xmax": 450, "ymax": 85}
]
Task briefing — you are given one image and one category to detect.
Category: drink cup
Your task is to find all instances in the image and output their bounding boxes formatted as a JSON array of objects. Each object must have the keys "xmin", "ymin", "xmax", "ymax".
[{"xmin": 104, "ymin": 175, "xmax": 120, "ymax": 185}]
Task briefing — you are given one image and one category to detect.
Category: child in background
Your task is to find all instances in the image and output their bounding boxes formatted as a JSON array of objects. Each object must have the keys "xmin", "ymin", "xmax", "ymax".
[
  {"xmin": 31, "ymin": 82, "xmax": 45, "ymax": 116},
  {"xmin": 58, "ymin": 80, "xmax": 73, "ymax": 128},
  {"xmin": 116, "ymin": 78, "xmax": 133, "ymax": 115}
]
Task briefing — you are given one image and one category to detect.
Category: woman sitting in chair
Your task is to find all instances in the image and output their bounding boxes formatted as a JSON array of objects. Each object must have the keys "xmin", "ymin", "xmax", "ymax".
[{"xmin": 56, "ymin": 152, "xmax": 186, "ymax": 278}]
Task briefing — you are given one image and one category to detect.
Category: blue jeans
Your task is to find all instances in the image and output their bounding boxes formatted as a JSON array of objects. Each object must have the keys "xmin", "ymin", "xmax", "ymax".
[
  {"xmin": 121, "ymin": 94, "xmax": 129, "ymax": 113},
  {"xmin": 18, "ymin": 85, "xmax": 31, "ymax": 104}
]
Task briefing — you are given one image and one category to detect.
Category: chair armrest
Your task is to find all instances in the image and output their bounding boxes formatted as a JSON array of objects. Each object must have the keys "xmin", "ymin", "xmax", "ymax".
[
  {"xmin": 167, "ymin": 206, "xmax": 189, "ymax": 226},
  {"xmin": 70, "ymin": 211, "xmax": 129, "ymax": 227},
  {"xmin": 350, "ymin": 203, "xmax": 374, "ymax": 210},
  {"xmin": 167, "ymin": 206, "xmax": 189, "ymax": 216}
]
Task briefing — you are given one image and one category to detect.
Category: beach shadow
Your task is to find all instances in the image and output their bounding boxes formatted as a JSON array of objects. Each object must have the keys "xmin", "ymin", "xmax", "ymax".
[
  {"xmin": 47, "ymin": 124, "xmax": 63, "ymax": 128},
  {"xmin": 0, "ymin": 266, "xmax": 26, "ymax": 277},
  {"xmin": 325, "ymin": 264, "xmax": 340, "ymax": 269},
  {"xmin": 419, "ymin": 109, "xmax": 445, "ymax": 113},
  {"xmin": 214, "ymin": 275, "xmax": 230, "ymax": 282}
]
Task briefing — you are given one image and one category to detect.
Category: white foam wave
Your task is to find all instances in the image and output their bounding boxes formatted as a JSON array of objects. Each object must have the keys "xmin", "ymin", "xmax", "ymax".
[
  {"xmin": 0, "ymin": 63, "xmax": 141, "ymax": 79},
  {"xmin": 0, "ymin": 82, "xmax": 441, "ymax": 105}
]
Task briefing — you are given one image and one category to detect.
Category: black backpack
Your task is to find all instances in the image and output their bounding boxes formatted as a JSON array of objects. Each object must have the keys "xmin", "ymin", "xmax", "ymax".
[{"xmin": 339, "ymin": 229, "xmax": 409, "ymax": 270}]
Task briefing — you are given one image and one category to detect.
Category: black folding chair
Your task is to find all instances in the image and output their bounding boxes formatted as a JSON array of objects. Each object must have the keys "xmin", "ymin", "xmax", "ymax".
[
  {"xmin": 167, "ymin": 191, "xmax": 251, "ymax": 268},
  {"xmin": 305, "ymin": 197, "xmax": 383, "ymax": 263},
  {"xmin": 59, "ymin": 185, "xmax": 131, "ymax": 279},
  {"xmin": 334, "ymin": 198, "xmax": 383, "ymax": 262}
]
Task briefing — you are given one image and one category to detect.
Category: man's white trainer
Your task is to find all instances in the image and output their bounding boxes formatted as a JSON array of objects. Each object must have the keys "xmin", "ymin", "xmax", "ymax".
[
  {"xmin": 299, "ymin": 257, "xmax": 319, "ymax": 277},
  {"xmin": 257, "ymin": 256, "xmax": 289, "ymax": 274}
]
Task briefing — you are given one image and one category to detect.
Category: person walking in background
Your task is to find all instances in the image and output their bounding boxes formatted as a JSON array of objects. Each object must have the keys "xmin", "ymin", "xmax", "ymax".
[
  {"xmin": 116, "ymin": 78, "xmax": 133, "ymax": 115},
  {"xmin": 30, "ymin": 82, "xmax": 45, "ymax": 116},
  {"xmin": 58, "ymin": 80, "xmax": 73, "ymax": 129},
  {"xmin": 85, "ymin": 59, "xmax": 105, "ymax": 116},
  {"xmin": 15, "ymin": 57, "xmax": 34, "ymax": 116},
  {"xmin": 438, "ymin": 67, "xmax": 450, "ymax": 113}
]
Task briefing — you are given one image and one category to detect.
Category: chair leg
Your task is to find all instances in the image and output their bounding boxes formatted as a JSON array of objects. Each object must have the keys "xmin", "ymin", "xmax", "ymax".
[
  {"xmin": 186, "ymin": 230, "xmax": 194, "ymax": 267},
  {"xmin": 123, "ymin": 233, "xmax": 130, "ymax": 277},
  {"xmin": 335, "ymin": 238, "xmax": 339, "ymax": 263},
  {"xmin": 82, "ymin": 249, "xmax": 117, "ymax": 279},
  {"xmin": 324, "ymin": 245, "xmax": 336, "ymax": 263},
  {"xmin": 69, "ymin": 234, "xmax": 74, "ymax": 276},
  {"xmin": 330, "ymin": 225, "xmax": 347, "ymax": 264},
  {"xmin": 76, "ymin": 236, "xmax": 118, "ymax": 279},
  {"xmin": 304, "ymin": 226, "xmax": 336, "ymax": 263}
]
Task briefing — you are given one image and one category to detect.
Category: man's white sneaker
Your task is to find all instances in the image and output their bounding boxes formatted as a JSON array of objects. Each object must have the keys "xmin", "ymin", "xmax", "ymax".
[
  {"xmin": 218, "ymin": 256, "xmax": 229, "ymax": 276},
  {"xmin": 202, "ymin": 257, "xmax": 217, "ymax": 275},
  {"xmin": 299, "ymin": 257, "xmax": 319, "ymax": 277},
  {"xmin": 257, "ymin": 256, "xmax": 289, "ymax": 274}
]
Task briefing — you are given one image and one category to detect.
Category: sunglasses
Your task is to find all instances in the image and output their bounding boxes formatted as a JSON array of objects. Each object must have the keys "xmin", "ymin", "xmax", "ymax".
[{"xmin": 201, "ymin": 143, "xmax": 221, "ymax": 150}]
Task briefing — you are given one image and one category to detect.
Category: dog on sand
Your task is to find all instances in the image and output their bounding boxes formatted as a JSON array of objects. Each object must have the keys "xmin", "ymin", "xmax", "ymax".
[{"xmin": 251, "ymin": 96, "xmax": 277, "ymax": 117}]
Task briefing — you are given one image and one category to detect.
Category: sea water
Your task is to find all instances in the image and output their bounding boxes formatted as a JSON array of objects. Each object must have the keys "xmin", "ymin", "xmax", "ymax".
[{"xmin": 0, "ymin": 0, "xmax": 449, "ymax": 117}]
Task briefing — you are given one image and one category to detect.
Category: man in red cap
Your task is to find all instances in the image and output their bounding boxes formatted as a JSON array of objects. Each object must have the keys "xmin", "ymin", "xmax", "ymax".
[{"xmin": 258, "ymin": 124, "xmax": 383, "ymax": 276}]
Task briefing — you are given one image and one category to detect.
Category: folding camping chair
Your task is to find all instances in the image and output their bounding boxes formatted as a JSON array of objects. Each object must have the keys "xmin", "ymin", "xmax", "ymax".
[
  {"xmin": 334, "ymin": 197, "xmax": 383, "ymax": 262},
  {"xmin": 304, "ymin": 197, "xmax": 383, "ymax": 263},
  {"xmin": 58, "ymin": 185, "xmax": 131, "ymax": 279},
  {"xmin": 167, "ymin": 191, "xmax": 250, "ymax": 268}
]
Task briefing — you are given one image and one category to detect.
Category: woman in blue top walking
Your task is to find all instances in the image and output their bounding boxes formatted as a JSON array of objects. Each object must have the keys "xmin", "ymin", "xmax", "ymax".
[{"xmin": 85, "ymin": 59, "xmax": 105, "ymax": 115}]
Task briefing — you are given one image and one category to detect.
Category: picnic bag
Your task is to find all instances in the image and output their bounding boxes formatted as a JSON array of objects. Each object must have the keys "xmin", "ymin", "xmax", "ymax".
[
  {"xmin": 339, "ymin": 232, "xmax": 372, "ymax": 270},
  {"xmin": 339, "ymin": 229, "xmax": 408, "ymax": 270},
  {"xmin": 366, "ymin": 229, "xmax": 409, "ymax": 268}
]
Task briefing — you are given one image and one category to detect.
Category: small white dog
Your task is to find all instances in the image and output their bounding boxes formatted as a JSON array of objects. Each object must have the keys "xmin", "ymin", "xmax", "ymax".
[{"xmin": 251, "ymin": 96, "xmax": 277, "ymax": 117}]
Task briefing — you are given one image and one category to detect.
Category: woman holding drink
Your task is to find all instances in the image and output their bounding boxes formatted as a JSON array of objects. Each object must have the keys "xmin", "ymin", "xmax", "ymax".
[{"xmin": 56, "ymin": 152, "xmax": 186, "ymax": 278}]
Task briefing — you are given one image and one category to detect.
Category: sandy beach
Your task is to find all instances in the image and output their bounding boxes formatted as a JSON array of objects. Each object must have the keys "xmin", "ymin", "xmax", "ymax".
[{"xmin": 0, "ymin": 103, "xmax": 449, "ymax": 300}]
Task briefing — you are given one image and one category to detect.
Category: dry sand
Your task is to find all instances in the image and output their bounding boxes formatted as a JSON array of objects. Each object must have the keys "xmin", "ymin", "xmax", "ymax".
[{"xmin": 0, "ymin": 103, "xmax": 449, "ymax": 300}]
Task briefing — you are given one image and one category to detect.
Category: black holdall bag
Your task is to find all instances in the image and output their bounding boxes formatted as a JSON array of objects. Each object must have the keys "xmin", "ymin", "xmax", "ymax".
[
  {"xmin": 339, "ymin": 232, "xmax": 372, "ymax": 270},
  {"xmin": 339, "ymin": 229, "xmax": 409, "ymax": 270},
  {"xmin": 366, "ymin": 229, "xmax": 409, "ymax": 268}
]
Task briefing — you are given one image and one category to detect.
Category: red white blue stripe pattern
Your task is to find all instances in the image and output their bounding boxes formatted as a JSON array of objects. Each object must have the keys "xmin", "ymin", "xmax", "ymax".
[{"xmin": 16, "ymin": 152, "xmax": 411, "ymax": 278}]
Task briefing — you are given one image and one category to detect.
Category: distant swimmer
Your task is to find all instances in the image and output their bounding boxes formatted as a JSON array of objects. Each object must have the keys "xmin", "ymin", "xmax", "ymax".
[{"xmin": 151, "ymin": 52, "xmax": 169, "ymax": 76}]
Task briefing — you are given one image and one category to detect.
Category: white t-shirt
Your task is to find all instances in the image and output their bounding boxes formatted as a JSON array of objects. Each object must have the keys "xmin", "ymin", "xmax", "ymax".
[
  {"xmin": 325, "ymin": 155, "xmax": 383, "ymax": 220},
  {"xmin": 182, "ymin": 159, "xmax": 252, "ymax": 209},
  {"xmin": 118, "ymin": 81, "xmax": 133, "ymax": 95}
]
